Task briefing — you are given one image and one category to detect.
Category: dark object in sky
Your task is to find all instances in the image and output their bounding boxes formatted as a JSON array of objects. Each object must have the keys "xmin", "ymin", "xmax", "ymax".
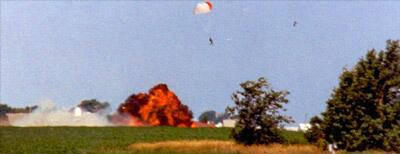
[
  {"xmin": 209, "ymin": 37, "xmax": 214, "ymax": 45},
  {"xmin": 293, "ymin": 21, "xmax": 298, "ymax": 27}
]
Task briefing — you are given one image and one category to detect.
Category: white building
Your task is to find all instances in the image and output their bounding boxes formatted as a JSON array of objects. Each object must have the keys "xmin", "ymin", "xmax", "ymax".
[
  {"xmin": 299, "ymin": 123, "xmax": 311, "ymax": 131},
  {"xmin": 284, "ymin": 123, "xmax": 311, "ymax": 131},
  {"xmin": 215, "ymin": 119, "xmax": 312, "ymax": 131},
  {"xmin": 222, "ymin": 119, "xmax": 237, "ymax": 127}
]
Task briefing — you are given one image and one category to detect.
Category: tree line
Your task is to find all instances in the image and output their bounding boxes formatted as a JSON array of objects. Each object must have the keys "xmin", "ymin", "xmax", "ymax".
[{"xmin": 0, "ymin": 104, "xmax": 38, "ymax": 114}]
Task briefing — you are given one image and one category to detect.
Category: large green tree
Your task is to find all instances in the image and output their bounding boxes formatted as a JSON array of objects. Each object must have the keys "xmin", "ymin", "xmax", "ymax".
[
  {"xmin": 226, "ymin": 77, "xmax": 293, "ymax": 145},
  {"xmin": 308, "ymin": 40, "xmax": 400, "ymax": 152}
]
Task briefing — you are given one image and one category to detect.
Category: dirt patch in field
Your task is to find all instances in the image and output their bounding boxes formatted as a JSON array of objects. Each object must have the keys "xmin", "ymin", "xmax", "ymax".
[{"xmin": 129, "ymin": 140, "xmax": 322, "ymax": 154}]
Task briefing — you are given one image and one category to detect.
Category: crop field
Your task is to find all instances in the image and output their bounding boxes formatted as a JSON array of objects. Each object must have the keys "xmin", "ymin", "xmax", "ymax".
[{"xmin": 0, "ymin": 127, "xmax": 309, "ymax": 154}]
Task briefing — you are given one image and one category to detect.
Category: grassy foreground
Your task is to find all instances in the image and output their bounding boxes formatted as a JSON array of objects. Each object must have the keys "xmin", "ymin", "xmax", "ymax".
[
  {"xmin": 129, "ymin": 140, "xmax": 320, "ymax": 154},
  {"xmin": 0, "ymin": 127, "xmax": 307, "ymax": 154}
]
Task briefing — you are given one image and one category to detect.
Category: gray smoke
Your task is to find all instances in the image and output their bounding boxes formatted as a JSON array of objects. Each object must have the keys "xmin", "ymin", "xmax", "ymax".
[{"xmin": 11, "ymin": 100, "xmax": 112, "ymax": 126}]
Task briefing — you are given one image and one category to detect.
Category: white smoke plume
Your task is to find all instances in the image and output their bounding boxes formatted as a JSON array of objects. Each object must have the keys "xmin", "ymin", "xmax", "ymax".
[{"xmin": 11, "ymin": 100, "xmax": 112, "ymax": 126}]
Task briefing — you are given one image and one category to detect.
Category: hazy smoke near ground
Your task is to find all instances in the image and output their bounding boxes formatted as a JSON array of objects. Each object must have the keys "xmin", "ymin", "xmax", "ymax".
[{"xmin": 11, "ymin": 100, "xmax": 111, "ymax": 126}]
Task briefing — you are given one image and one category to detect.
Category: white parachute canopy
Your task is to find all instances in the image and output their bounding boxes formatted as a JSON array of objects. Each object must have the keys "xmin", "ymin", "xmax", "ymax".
[{"xmin": 194, "ymin": 0, "xmax": 213, "ymax": 15}]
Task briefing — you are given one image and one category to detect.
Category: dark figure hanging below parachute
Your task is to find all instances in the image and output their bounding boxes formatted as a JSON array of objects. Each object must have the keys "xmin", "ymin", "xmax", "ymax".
[{"xmin": 194, "ymin": 0, "xmax": 214, "ymax": 46}]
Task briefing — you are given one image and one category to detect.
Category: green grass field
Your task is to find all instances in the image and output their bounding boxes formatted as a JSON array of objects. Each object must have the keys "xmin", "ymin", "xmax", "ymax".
[{"xmin": 0, "ymin": 127, "xmax": 307, "ymax": 154}]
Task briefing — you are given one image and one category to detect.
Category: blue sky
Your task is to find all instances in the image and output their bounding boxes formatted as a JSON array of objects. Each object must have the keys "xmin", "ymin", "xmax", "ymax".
[{"xmin": 1, "ymin": 1, "xmax": 400, "ymax": 123}]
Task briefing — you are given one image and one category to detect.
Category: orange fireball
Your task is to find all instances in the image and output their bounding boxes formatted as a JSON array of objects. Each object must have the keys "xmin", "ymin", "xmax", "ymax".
[{"xmin": 118, "ymin": 84, "xmax": 193, "ymax": 127}]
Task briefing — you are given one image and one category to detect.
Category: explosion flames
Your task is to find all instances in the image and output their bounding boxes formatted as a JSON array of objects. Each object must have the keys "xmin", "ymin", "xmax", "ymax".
[{"xmin": 116, "ymin": 84, "xmax": 193, "ymax": 127}]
